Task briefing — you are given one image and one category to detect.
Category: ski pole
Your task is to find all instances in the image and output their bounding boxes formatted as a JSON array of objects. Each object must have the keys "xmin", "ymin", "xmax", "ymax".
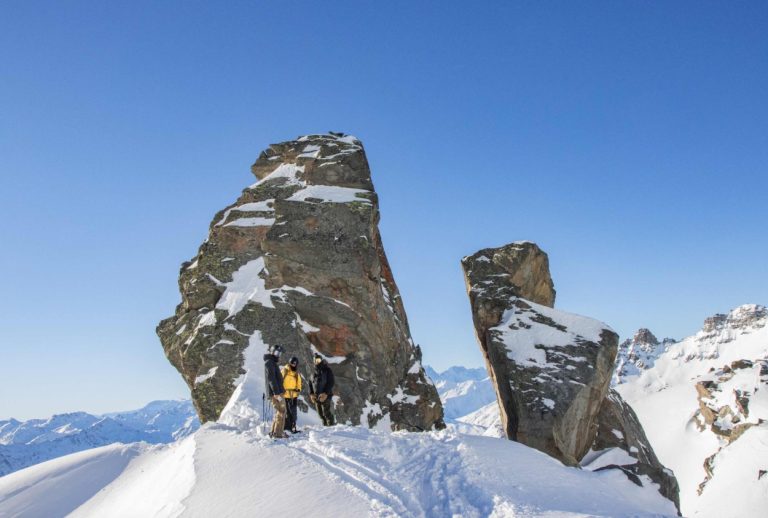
[{"xmin": 262, "ymin": 392, "xmax": 267, "ymax": 434}]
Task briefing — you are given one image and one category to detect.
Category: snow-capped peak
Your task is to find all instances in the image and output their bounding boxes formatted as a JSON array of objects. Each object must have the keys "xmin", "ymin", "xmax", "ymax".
[{"xmin": 613, "ymin": 328, "xmax": 675, "ymax": 385}]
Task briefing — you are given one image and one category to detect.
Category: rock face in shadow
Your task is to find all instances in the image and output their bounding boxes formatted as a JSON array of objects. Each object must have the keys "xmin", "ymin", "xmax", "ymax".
[
  {"xmin": 585, "ymin": 389, "xmax": 681, "ymax": 514},
  {"xmin": 461, "ymin": 242, "xmax": 618, "ymax": 466},
  {"xmin": 157, "ymin": 133, "xmax": 444, "ymax": 431}
]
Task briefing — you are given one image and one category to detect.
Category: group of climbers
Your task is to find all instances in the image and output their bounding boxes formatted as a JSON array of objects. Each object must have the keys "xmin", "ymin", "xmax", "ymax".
[{"xmin": 263, "ymin": 344, "xmax": 336, "ymax": 439}]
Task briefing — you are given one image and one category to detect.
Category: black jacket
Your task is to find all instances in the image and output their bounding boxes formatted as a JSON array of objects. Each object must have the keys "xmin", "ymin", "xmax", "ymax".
[
  {"xmin": 264, "ymin": 354, "xmax": 285, "ymax": 397},
  {"xmin": 310, "ymin": 360, "xmax": 335, "ymax": 395}
]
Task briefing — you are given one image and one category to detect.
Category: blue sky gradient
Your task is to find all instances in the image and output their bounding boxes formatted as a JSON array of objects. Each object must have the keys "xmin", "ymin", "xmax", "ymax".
[{"xmin": 1, "ymin": 1, "xmax": 766, "ymax": 419}]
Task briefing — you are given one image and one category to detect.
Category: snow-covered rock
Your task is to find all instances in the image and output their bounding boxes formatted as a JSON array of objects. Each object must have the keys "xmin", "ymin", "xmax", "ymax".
[
  {"xmin": 157, "ymin": 133, "xmax": 443, "ymax": 431},
  {"xmin": 462, "ymin": 243, "xmax": 618, "ymax": 466},
  {"xmin": 617, "ymin": 304, "xmax": 768, "ymax": 518},
  {"xmin": 0, "ymin": 400, "xmax": 198, "ymax": 477},
  {"xmin": 0, "ymin": 424, "xmax": 679, "ymax": 518}
]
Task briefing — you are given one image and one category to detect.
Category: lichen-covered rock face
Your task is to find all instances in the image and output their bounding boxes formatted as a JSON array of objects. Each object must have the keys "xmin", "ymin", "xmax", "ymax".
[
  {"xmin": 585, "ymin": 389, "xmax": 681, "ymax": 514},
  {"xmin": 462, "ymin": 242, "xmax": 618, "ymax": 466},
  {"xmin": 157, "ymin": 133, "xmax": 444, "ymax": 432}
]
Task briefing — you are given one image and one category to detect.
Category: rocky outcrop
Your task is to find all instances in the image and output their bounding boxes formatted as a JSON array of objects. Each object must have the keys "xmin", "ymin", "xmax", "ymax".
[
  {"xmin": 703, "ymin": 304, "xmax": 767, "ymax": 335},
  {"xmin": 694, "ymin": 359, "xmax": 766, "ymax": 442},
  {"xmin": 157, "ymin": 133, "xmax": 444, "ymax": 431},
  {"xmin": 461, "ymin": 242, "xmax": 618, "ymax": 466},
  {"xmin": 585, "ymin": 389, "xmax": 681, "ymax": 513}
]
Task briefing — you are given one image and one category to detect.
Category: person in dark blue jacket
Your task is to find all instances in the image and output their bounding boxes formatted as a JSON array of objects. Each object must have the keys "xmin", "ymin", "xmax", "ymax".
[
  {"xmin": 309, "ymin": 353, "xmax": 335, "ymax": 426},
  {"xmin": 263, "ymin": 344, "xmax": 287, "ymax": 438}
]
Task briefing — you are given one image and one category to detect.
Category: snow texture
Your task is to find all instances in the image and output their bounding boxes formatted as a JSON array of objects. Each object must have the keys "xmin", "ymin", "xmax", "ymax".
[
  {"xmin": 492, "ymin": 298, "xmax": 610, "ymax": 368},
  {"xmin": 286, "ymin": 184, "xmax": 372, "ymax": 204},
  {"xmin": 0, "ymin": 424, "xmax": 678, "ymax": 518},
  {"xmin": 215, "ymin": 258, "xmax": 274, "ymax": 316}
]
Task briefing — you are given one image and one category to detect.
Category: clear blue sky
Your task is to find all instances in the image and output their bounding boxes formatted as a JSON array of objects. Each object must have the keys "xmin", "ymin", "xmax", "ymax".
[{"xmin": 1, "ymin": 1, "xmax": 766, "ymax": 419}]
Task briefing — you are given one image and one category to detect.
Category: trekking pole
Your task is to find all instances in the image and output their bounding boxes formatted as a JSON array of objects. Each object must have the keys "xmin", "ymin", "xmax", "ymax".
[{"xmin": 262, "ymin": 392, "xmax": 267, "ymax": 435}]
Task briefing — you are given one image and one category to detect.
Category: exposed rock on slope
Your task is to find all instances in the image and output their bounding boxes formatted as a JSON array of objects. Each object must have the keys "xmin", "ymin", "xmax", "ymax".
[
  {"xmin": 694, "ymin": 359, "xmax": 766, "ymax": 443},
  {"xmin": 461, "ymin": 242, "xmax": 617, "ymax": 466},
  {"xmin": 157, "ymin": 133, "xmax": 443, "ymax": 431},
  {"xmin": 584, "ymin": 389, "xmax": 681, "ymax": 512},
  {"xmin": 616, "ymin": 304, "xmax": 768, "ymax": 517}
]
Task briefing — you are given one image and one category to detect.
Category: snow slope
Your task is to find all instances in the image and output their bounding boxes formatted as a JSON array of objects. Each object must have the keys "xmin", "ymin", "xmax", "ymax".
[
  {"xmin": 425, "ymin": 366, "xmax": 496, "ymax": 421},
  {"xmin": 454, "ymin": 402, "xmax": 504, "ymax": 438},
  {"xmin": 0, "ymin": 400, "xmax": 198, "ymax": 477},
  {"xmin": 0, "ymin": 443, "xmax": 148, "ymax": 517},
  {"xmin": 616, "ymin": 304, "xmax": 768, "ymax": 518},
  {"xmin": 0, "ymin": 423, "xmax": 678, "ymax": 518}
]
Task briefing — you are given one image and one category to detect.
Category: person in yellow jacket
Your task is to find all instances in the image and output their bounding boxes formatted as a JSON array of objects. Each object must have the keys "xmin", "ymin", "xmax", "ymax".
[{"xmin": 280, "ymin": 356, "xmax": 302, "ymax": 433}]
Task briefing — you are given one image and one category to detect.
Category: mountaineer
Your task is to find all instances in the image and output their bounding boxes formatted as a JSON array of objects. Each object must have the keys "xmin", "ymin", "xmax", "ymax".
[
  {"xmin": 280, "ymin": 356, "xmax": 302, "ymax": 433},
  {"xmin": 264, "ymin": 344, "xmax": 288, "ymax": 438},
  {"xmin": 309, "ymin": 353, "xmax": 336, "ymax": 426}
]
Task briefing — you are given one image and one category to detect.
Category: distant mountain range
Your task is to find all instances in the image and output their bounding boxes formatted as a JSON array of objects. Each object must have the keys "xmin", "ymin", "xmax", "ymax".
[{"xmin": 0, "ymin": 400, "xmax": 198, "ymax": 476}]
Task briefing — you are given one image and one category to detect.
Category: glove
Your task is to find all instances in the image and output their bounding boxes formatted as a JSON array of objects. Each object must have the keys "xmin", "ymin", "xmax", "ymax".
[
  {"xmin": 318, "ymin": 393, "xmax": 328, "ymax": 403},
  {"xmin": 310, "ymin": 394, "xmax": 317, "ymax": 404},
  {"xmin": 273, "ymin": 394, "xmax": 284, "ymax": 401}
]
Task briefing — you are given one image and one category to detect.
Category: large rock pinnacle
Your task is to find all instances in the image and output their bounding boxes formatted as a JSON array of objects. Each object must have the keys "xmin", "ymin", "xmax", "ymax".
[
  {"xmin": 158, "ymin": 133, "xmax": 444, "ymax": 431},
  {"xmin": 462, "ymin": 242, "xmax": 617, "ymax": 465},
  {"xmin": 461, "ymin": 242, "xmax": 679, "ymax": 509}
]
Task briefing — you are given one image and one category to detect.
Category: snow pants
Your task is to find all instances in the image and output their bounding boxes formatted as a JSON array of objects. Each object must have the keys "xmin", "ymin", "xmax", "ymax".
[
  {"xmin": 316, "ymin": 396, "xmax": 335, "ymax": 426},
  {"xmin": 285, "ymin": 397, "xmax": 298, "ymax": 432},
  {"xmin": 271, "ymin": 395, "xmax": 286, "ymax": 437}
]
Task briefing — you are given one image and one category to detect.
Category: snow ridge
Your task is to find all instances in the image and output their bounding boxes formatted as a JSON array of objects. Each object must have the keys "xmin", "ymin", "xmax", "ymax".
[{"xmin": 0, "ymin": 425, "xmax": 678, "ymax": 518}]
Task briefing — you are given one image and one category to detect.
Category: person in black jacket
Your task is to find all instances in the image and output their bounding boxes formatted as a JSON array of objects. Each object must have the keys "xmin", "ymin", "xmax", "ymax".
[
  {"xmin": 264, "ymin": 344, "xmax": 287, "ymax": 438},
  {"xmin": 309, "ymin": 353, "xmax": 335, "ymax": 426}
]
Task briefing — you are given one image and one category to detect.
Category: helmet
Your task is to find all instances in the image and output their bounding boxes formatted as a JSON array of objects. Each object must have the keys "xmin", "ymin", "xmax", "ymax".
[
  {"xmin": 269, "ymin": 344, "xmax": 284, "ymax": 357},
  {"xmin": 289, "ymin": 356, "xmax": 299, "ymax": 366}
]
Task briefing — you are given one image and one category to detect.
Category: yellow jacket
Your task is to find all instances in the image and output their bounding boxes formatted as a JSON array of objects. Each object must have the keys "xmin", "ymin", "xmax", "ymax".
[{"xmin": 281, "ymin": 365, "xmax": 302, "ymax": 399}]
